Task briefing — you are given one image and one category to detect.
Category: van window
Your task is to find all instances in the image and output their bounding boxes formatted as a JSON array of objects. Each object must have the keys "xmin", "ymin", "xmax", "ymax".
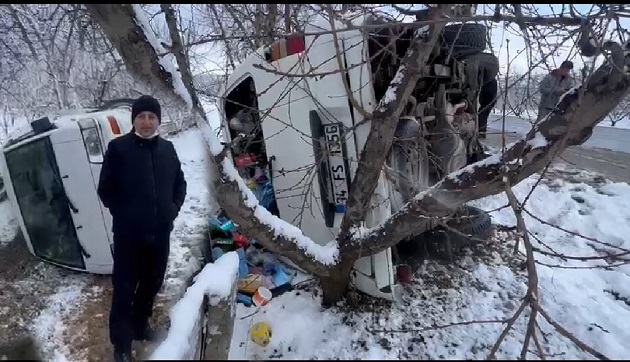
[
  {"xmin": 78, "ymin": 118, "xmax": 104, "ymax": 164},
  {"xmin": 4, "ymin": 137, "xmax": 86, "ymax": 269}
]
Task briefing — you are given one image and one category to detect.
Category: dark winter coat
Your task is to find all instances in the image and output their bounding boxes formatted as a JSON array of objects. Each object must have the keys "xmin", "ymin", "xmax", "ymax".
[{"xmin": 97, "ymin": 132, "xmax": 187, "ymax": 239}]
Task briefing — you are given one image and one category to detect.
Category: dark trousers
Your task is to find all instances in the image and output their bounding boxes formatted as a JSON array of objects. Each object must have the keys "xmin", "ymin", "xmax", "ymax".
[
  {"xmin": 109, "ymin": 232, "xmax": 170, "ymax": 352},
  {"xmin": 478, "ymin": 77, "xmax": 498, "ymax": 138}
]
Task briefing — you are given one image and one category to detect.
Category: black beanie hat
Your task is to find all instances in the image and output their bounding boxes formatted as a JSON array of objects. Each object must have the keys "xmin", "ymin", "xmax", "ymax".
[{"xmin": 131, "ymin": 95, "xmax": 162, "ymax": 124}]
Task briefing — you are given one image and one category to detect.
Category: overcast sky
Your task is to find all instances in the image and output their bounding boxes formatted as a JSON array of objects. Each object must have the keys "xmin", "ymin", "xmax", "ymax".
[{"xmin": 176, "ymin": 4, "xmax": 629, "ymax": 79}]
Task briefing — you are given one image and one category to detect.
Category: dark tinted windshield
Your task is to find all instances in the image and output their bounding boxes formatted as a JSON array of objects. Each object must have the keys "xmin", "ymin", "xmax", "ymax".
[{"xmin": 4, "ymin": 137, "xmax": 85, "ymax": 269}]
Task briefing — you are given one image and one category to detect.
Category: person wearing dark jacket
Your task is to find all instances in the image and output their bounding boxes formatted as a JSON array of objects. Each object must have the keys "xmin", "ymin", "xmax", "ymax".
[{"xmin": 97, "ymin": 95, "xmax": 187, "ymax": 362}]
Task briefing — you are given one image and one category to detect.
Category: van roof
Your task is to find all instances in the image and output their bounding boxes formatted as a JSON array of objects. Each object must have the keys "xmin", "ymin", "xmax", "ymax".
[{"xmin": 3, "ymin": 106, "xmax": 132, "ymax": 151}]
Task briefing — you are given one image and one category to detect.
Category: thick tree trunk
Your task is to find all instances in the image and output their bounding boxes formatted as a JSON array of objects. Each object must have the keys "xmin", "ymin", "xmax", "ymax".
[
  {"xmin": 319, "ymin": 259, "xmax": 356, "ymax": 307},
  {"xmin": 84, "ymin": 3, "xmax": 186, "ymax": 108}
]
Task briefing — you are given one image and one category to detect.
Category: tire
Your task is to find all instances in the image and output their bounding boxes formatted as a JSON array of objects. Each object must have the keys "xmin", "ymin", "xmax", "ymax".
[
  {"xmin": 385, "ymin": 117, "xmax": 430, "ymax": 213},
  {"xmin": 425, "ymin": 205, "xmax": 493, "ymax": 260},
  {"xmin": 441, "ymin": 23, "xmax": 488, "ymax": 54}
]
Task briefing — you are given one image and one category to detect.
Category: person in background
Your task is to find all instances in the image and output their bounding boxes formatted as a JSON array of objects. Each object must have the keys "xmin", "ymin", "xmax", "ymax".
[
  {"xmin": 477, "ymin": 76, "xmax": 498, "ymax": 139},
  {"xmin": 537, "ymin": 60, "xmax": 574, "ymax": 122},
  {"xmin": 97, "ymin": 95, "xmax": 187, "ymax": 362}
]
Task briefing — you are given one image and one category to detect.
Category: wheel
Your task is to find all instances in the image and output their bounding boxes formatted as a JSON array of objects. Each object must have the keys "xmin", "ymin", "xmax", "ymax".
[
  {"xmin": 441, "ymin": 23, "xmax": 488, "ymax": 55},
  {"xmin": 385, "ymin": 117, "xmax": 430, "ymax": 213},
  {"xmin": 425, "ymin": 205, "xmax": 493, "ymax": 259}
]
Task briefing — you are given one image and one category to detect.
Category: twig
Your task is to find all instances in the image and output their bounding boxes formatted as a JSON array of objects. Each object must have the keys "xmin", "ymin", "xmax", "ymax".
[
  {"xmin": 370, "ymin": 317, "xmax": 508, "ymax": 334},
  {"xmin": 536, "ymin": 307, "xmax": 610, "ymax": 360},
  {"xmin": 487, "ymin": 299, "xmax": 528, "ymax": 359}
]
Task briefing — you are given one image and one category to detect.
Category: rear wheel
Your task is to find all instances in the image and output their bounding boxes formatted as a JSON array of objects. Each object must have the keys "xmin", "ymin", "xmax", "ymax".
[
  {"xmin": 424, "ymin": 205, "xmax": 493, "ymax": 260},
  {"xmin": 441, "ymin": 23, "xmax": 489, "ymax": 56},
  {"xmin": 385, "ymin": 117, "xmax": 430, "ymax": 213}
]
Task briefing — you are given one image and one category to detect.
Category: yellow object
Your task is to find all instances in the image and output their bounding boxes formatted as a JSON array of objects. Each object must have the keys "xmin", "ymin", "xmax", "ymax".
[
  {"xmin": 250, "ymin": 321, "xmax": 272, "ymax": 347},
  {"xmin": 246, "ymin": 178, "xmax": 257, "ymax": 191}
]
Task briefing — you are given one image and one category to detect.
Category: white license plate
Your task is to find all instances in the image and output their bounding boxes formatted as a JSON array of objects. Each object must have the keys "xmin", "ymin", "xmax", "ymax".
[{"xmin": 323, "ymin": 123, "xmax": 348, "ymax": 213}]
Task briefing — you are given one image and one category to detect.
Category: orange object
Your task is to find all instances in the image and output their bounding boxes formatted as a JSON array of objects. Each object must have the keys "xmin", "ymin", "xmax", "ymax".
[
  {"xmin": 252, "ymin": 287, "xmax": 272, "ymax": 307},
  {"xmin": 107, "ymin": 116, "xmax": 121, "ymax": 135}
]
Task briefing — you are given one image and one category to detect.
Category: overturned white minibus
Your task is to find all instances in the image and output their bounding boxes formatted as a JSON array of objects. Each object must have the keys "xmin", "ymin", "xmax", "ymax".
[
  {"xmin": 0, "ymin": 101, "xmax": 134, "ymax": 273},
  {"xmin": 219, "ymin": 8, "xmax": 496, "ymax": 302}
]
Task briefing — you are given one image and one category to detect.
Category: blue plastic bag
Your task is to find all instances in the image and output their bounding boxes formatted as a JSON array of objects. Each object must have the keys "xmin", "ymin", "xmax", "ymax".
[{"xmin": 236, "ymin": 247, "xmax": 249, "ymax": 278}]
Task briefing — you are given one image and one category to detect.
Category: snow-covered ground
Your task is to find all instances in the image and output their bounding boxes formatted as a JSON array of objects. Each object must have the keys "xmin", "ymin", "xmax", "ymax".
[
  {"xmin": 0, "ymin": 127, "xmax": 213, "ymax": 361},
  {"xmin": 0, "ymin": 199, "xmax": 18, "ymax": 247},
  {"xmin": 491, "ymin": 109, "xmax": 630, "ymax": 130},
  {"xmin": 228, "ymin": 166, "xmax": 630, "ymax": 360},
  {"xmin": 1, "ymin": 124, "xmax": 629, "ymax": 360},
  {"xmin": 487, "ymin": 114, "xmax": 630, "ymax": 154}
]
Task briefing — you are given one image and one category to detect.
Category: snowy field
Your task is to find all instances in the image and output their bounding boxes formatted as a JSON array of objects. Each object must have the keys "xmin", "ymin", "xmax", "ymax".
[
  {"xmin": 0, "ymin": 127, "xmax": 213, "ymax": 361},
  {"xmin": 1, "ymin": 125, "xmax": 629, "ymax": 360},
  {"xmin": 487, "ymin": 114, "xmax": 630, "ymax": 154},
  {"xmin": 227, "ymin": 166, "xmax": 630, "ymax": 360},
  {"xmin": 490, "ymin": 109, "xmax": 630, "ymax": 130}
]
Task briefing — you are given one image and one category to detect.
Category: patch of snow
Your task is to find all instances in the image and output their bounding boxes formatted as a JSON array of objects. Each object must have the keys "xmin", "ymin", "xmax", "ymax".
[
  {"xmin": 150, "ymin": 252, "xmax": 239, "ymax": 360},
  {"xmin": 131, "ymin": 5, "xmax": 193, "ymax": 110},
  {"xmin": 0, "ymin": 199, "xmax": 18, "ymax": 245},
  {"xmin": 488, "ymin": 115, "xmax": 630, "ymax": 154},
  {"xmin": 470, "ymin": 175, "xmax": 630, "ymax": 359},
  {"xmin": 230, "ymin": 171, "xmax": 630, "ymax": 360},
  {"xmin": 379, "ymin": 65, "xmax": 406, "ymax": 109},
  {"xmin": 337, "ymin": 10, "xmax": 368, "ymax": 28},
  {"xmin": 30, "ymin": 282, "xmax": 88, "ymax": 362},
  {"xmin": 160, "ymin": 128, "xmax": 218, "ymax": 300},
  {"xmin": 415, "ymin": 25, "xmax": 431, "ymax": 37},
  {"xmin": 490, "ymin": 110, "xmax": 630, "ymax": 130},
  {"xmin": 526, "ymin": 131, "xmax": 548, "ymax": 149}
]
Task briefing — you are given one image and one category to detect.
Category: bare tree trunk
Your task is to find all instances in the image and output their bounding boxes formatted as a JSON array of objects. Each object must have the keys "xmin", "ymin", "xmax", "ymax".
[
  {"xmin": 267, "ymin": 4, "xmax": 278, "ymax": 39},
  {"xmin": 254, "ymin": 4, "xmax": 263, "ymax": 48},
  {"xmin": 319, "ymin": 260, "xmax": 355, "ymax": 307},
  {"xmin": 161, "ymin": 3, "xmax": 207, "ymax": 127},
  {"xmin": 6, "ymin": 5, "xmax": 40, "ymax": 60},
  {"xmin": 284, "ymin": 4, "xmax": 291, "ymax": 32},
  {"xmin": 83, "ymin": 4, "xmax": 188, "ymax": 109}
]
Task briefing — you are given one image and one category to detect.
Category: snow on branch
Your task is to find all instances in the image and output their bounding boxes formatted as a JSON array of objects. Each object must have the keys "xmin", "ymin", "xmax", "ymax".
[{"xmin": 131, "ymin": 4, "xmax": 193, "ymax": 109}]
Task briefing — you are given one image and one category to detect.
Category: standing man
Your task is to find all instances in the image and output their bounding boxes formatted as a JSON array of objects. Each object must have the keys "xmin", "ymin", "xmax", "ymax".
[
  {"xmin": 477, "ymin": 76, "xmax": 498, "ymax": 139},
  {"xmin": 97, "ymin": 95, "xmax": 187, "ymax": 362},
  {"xmin": 537, "ymin": 60, "xmax": 574, "ymax": 122}
]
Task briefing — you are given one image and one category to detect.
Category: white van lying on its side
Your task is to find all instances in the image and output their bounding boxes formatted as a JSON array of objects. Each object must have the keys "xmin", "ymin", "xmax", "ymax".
[
  {"xmin": 218, "ymin": 7, "xmax": 497, "ymax": 302},
  {"xmin": 0, "ymin": 101, "xmax": 134, "ymax": 274}
]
